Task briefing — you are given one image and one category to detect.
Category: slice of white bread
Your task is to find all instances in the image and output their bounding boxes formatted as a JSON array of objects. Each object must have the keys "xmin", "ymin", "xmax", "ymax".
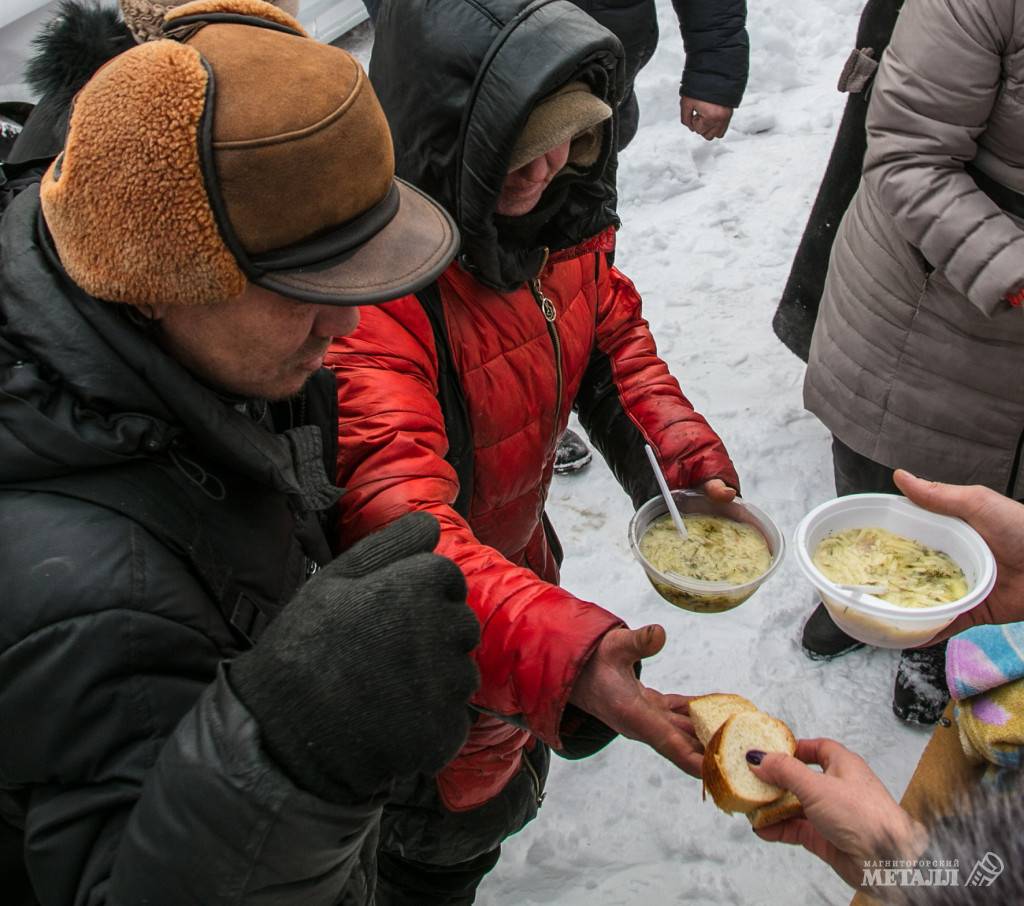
[
  {"xmin": 689, "ymin": 693, "xmax": 758, "ymax": 748},
  {"xmin": 702, "ymin": 711, "xmax": 797, "ymax": 814},
  {"xmin": 747, "ymin": 790, "xmax": 803, "ymax": 829}
]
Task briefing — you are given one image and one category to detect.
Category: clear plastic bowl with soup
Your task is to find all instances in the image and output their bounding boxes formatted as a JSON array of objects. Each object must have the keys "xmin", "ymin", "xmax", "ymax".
[
  {"xmin": 628, "ymin": 490, "xmax": 785, "ymax": 613},
  {"xmin": 794, "ymin": 494, "xmax": 996, "ymax": 648}
]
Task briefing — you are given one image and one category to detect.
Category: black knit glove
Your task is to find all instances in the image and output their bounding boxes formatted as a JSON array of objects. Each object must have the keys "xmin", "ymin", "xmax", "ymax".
[{"xmin": 230, "ymin": 513, "xmax": 480, "ymax": 803}]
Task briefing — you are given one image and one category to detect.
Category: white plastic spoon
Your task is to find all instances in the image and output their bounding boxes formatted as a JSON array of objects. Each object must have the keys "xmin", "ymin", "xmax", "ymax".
[
  {"xmin": 835, "ymin": 583, "xmax": 889, "ymax": 596},
  {"xmin": 644, "ymin": 444, "xmax": 688, "ymax": 541}
]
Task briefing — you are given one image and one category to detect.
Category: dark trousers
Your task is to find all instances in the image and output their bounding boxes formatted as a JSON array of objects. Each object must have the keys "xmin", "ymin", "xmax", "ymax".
[
  {"xmin": 831, "ymin": 436, "xmax": 897, "ymax": 497},
  {"xmin": 372, "ymin": 742, "xmax": 549, "ymax": 904},
  {"xmin": 374, "ymin": 848, "xmax": 501, "ymax": 905}
]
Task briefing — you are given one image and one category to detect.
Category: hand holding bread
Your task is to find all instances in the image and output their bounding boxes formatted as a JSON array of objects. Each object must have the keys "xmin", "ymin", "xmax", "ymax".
[
  {"xmin": 689, "ymin": 694, "xmax": 803, "ymax": 829},
  {"xmin": 749, "ymin": 739, "xmax": 928, "ymax": 889},
  {"xmin": 569, "ymin": 625, "xmax": 704, "ymax": 777},
  {"xmin": 689, "ymin": 694, "xmax": 928, "ymax": 887}
]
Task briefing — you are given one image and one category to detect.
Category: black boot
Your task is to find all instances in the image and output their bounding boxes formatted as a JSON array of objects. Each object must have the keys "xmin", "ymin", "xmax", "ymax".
[
  {"xmin": 801, "ymin": 602, "xmax": 866, "ymax": 660},
  {"xmin": 893, "ymin": 642, "xmax": 950, "ymax": 726},
  {"xmin": 554, "ymin": 428, "xmax": 592, "ymax": 475}
]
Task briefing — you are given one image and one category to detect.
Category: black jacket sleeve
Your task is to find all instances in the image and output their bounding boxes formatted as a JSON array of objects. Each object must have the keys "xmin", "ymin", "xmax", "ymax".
[
  {"xmin": 108, "ymin": 667, "xmax": 381, "ymax": 903},
  {"xmin": 0, "ymin": 501, "xmax": 379, "ymax": 906},
  {"xmin": 671, "ymin": 0, "xmax": 749, "ymax": 108}
]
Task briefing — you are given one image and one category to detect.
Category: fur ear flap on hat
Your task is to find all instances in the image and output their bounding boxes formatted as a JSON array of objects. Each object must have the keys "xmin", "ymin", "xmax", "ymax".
[
  {"xmin": 40, "ymin": 40, "xmax": 247, "ymax": 305},
  {"xmin": 119, "ymin": 0, "xmax": 300, "ymax": 42},
  {"xmin": 508, "ymin": 81, "xmax": 611, "ymax": 173},
  {"xmin": 41, "ymin": 0, "xmax": 457, "ymax": 309}
]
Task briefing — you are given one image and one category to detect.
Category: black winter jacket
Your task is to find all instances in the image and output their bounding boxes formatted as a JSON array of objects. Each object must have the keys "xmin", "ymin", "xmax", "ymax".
[
  {"xmin": 0, "ymin": 189, "xmax": 376, "ymax": 905},
  {"xmin": 669, "ymin": 0, "xmax": 748, "ymax": 108},
  {"xmin": 581, "ymin": 0, "xmax": 749, "ymax": 147},
  {"xmin": 574, "ymin": 0, "xmax": 749, "ymax": 115},
  {"xmin": 362, "ymin": 0, "xmax": 748, "ymax": 150}
]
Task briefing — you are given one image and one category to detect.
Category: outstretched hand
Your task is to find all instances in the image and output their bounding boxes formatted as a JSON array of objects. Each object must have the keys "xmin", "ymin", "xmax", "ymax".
[
  {"xmin": 749, "ymin": 739, "xmax": 927, "ymax": 889},
  {"xmin": 894, "ymin": 469, "xmax": 1024, "ymax": 640},
  {"xmin": 568, "ymin": 624, "xmax": 703, "ymax": 777}
]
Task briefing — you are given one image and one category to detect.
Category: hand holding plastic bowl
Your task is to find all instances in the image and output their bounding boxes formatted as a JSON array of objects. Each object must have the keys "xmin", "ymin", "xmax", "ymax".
[
  {"xmin": 793, "ymin": 494, "xmax": 997, "ymax": 649},
  {"xmin": 630, "ymin": 489, "xmax": 996, "ymax": 647}
]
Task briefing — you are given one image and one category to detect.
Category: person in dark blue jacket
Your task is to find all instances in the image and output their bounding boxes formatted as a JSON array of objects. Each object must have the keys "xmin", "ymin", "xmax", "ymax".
[{"xmin": 361, "ymin": 0, "xmax": 748, "ymax": 151}]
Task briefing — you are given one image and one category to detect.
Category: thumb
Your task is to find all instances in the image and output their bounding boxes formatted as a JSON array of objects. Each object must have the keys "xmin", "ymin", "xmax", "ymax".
[
  {"xmin": 625, "ymin": 624, "xmax": 667, "ymax": 661},
  {"xmin": 748, "ymin": 752, "xmax": 823, "ymax": 804},
  {"xmin": 893, "ymin": 470, "xmax": 977, "ymax": 520},
  {"xmin": 333, "ymin": 512, "xmax": 441, "ymax": 577}
]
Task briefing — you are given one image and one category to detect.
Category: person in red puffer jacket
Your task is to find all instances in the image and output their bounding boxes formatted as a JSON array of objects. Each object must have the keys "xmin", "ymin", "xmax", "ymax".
[{"xmin": 326, "ymin": 1, "xmax": 740, "ymax": 900}]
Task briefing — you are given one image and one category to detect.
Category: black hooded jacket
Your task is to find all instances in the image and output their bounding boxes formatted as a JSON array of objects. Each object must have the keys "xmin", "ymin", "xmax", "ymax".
[
  {"xmin": 369, "ymin": 0, "xmax": 625, "ymax": 292},
  {"xmin": 0, "ymin": 186, "xmax": 379, "ymax": 904}
]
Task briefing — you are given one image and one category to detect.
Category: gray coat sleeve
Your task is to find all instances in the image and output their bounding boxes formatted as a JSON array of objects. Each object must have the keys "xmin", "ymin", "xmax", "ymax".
[{"xmin": 862, "ymin": 0, "xmax": 1024, "ymax": 312}]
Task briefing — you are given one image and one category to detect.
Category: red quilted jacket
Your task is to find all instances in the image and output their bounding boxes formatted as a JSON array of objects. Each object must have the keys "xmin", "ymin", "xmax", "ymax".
[{"xmin": 326, "ymin": 230, "xmax": 738, "ymax": 812}]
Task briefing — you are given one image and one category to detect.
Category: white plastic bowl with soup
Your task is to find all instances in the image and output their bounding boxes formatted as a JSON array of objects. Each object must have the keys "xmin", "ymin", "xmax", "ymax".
[
  {"xmin": 794, "ymin": 494, "xmax": 996, "ymax": 648},
  {"xmin": 812, "ymin": 527, "xmax": 968, "ymax": 608}
]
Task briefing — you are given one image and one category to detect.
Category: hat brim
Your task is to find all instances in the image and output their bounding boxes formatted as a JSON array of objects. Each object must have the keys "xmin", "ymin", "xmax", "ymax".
[{"xmin": 255, "ymin": 178, "xmax": 458, "ymax": 306}]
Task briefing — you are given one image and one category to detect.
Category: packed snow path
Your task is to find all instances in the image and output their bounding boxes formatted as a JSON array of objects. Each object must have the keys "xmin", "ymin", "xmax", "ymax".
[{"xmin": 342, "ymin": 0, "xmax": 929, "ymax": 900}]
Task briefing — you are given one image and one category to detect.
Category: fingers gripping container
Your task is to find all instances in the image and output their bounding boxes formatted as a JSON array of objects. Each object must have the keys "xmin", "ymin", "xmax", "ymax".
[
  {"xmin": 794, "ymin": 494, "xmax": 997, "ymax": 648},
  {"xmin": 629, "ymin": 490, "xmax": 785, "ymax": 614}
]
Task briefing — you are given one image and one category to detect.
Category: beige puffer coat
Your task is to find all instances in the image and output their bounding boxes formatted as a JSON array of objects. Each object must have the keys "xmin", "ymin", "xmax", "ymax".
[{"xmin": 805, "ymin": 0, "xmax": 1024, "ymax": 498}]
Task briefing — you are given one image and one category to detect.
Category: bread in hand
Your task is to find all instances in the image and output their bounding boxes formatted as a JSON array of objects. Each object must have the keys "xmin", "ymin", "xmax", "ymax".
[
  {"xmin": 689, "ymin": 693, "xmax": 758, "ymax": 748},
  {"xmin": 747, "ymin": 790, "xmax": 803, "ymax": 829},
  {"xmin": 702, "ymin": 711, "xmax": 797, "ymax": 814}
]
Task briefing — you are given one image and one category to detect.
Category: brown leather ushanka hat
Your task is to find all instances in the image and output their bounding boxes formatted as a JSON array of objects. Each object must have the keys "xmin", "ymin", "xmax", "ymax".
[{"xmin": 41, "ymin": 0, "xmax": 458, "ymax": 307}]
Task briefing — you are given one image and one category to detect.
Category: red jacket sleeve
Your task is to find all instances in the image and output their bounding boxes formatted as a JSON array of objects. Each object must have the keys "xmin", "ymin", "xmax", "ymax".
[
  {"xmin": 325, "ymin": 298, "xmax": 622, "ymax": 749},
  {"xmin": 577, "ymin": 259, "xmax": 739, "ymax": 508}
]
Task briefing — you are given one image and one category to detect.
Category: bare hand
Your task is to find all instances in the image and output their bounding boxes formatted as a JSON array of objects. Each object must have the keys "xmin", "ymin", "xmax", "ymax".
[
  {"xmin": 680, "ymin": 97, "xmax": 733, "ymax": 140},
  {"xmin": 749, "ymin": 739, "xmax": 927, "ymax": 889},
  {"xmin": 894, "ymin": 469, "xmax": 1024, "ymax": 640},
  {"xmin": 701, "ymin": 478, "xmax": 737, "ymax": 503},
  {"xmin": 568, "ymin": 625, "xmax": 703, "ymax": 777}
]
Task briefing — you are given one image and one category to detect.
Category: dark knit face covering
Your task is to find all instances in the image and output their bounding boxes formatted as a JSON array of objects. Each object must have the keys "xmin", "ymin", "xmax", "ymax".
[{"xmin": 492, "ymin": 177, "xmax": 574, "ymax": 253}]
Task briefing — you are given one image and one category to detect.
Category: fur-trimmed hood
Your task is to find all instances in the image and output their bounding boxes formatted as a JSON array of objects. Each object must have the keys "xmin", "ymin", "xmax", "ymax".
[{"xmin": 8, "ymin": 1, "xmax": 133, "ymax": 165}]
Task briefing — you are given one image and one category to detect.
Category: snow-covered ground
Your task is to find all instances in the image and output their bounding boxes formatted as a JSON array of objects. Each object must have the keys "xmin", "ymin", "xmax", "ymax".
[{"xmin": 345, "ymin": 1, "xmax": 930, "ymax": 902}]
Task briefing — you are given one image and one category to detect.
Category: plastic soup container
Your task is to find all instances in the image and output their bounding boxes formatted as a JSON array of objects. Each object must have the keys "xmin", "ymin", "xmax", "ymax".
[
  {"xmin": 629, "ymin": 490, "xmax": 785, "ymax": 613},
  {"xmin": 794, "ymin": 494, "xmax": 996, "ymax": 649}
]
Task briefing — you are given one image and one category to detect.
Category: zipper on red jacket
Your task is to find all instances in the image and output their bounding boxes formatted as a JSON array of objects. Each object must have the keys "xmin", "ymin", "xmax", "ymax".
[
  {"xmin": 530, "ymin": 248, "xmax": 563, "ymax": 444},
  {"xmin": 522, "ymin": 748, "xmax": 546, "ymax": 807}
]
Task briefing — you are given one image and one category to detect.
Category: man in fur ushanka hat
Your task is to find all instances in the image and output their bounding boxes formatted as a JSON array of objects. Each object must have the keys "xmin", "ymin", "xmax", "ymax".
[{"xmin": 0, "ymin": 3, "xmax": 483, "ymax": 903}]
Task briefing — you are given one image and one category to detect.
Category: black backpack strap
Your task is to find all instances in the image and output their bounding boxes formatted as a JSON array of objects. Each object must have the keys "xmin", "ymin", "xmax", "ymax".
[
  {"xmin": 3, "ymin": 462, "xmax": 269, "ymax": 646},
  {"xmin": 415, "ymin": 283, "xmax": 474, "ymax": 519}
]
